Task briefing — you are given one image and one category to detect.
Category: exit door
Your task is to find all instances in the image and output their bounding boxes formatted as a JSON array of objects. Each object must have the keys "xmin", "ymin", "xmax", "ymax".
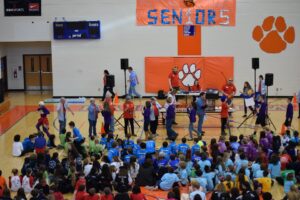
[{"xmin": 24, "ymin": 55, "xmax": 52, "ymax": 91}]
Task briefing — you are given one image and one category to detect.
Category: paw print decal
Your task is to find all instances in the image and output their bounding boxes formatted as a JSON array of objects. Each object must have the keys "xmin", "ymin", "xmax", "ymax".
[
  {"xmin": 253, "ymin": 16, "xmax": 295, "ymax": 53},
  {"xmin": 178, "ymin": 64, "xmax": 201, "ymax": 87}
]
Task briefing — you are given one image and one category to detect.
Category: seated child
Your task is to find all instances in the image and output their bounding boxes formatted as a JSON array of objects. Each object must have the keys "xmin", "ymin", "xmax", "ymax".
[{"xmin": 12, "ymin": 134, "xmax": 24, "ymax": 157}]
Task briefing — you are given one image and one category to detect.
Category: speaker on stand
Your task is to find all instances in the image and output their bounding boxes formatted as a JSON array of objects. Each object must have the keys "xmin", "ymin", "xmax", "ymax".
[
  {"xmin": 121, "ymin": 58, "xmax": 129, "ymax": 97},
  {"xmin": 252, "ymin": 58, "xmax": 259, "ymax": 97}
]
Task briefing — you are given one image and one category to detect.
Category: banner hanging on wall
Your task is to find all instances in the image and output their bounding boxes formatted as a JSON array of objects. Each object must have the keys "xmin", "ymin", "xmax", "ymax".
[
  {"xmin": 145, "ymin": 57, "xmax": 234, "ymax": 93},
  {"xmin": 136, "ymin": 0, "xmax": 236, "ymax": 26},
  {"xmin": 4, "ymin": 0, "xmax": 41, "ymax": 16}
]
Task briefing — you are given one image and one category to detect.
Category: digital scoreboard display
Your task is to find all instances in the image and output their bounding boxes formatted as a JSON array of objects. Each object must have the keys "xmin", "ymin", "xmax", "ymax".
[
  {"xmin": 4, "ymin": 0, "xmax": 41, "ymax": 16},
  {"xmin": 53, "ymin": 21, "xmax": 101, "ymax": 40}
]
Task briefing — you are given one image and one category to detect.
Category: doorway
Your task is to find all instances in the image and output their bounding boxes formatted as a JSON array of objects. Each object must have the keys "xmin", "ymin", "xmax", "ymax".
[
  {"xmin": 23, "ymin": 54, "xmax": 52, "ymax": 91},
  {"xmin": 1, "ymin": 56, "xmax": 8, "ymax": 92}
]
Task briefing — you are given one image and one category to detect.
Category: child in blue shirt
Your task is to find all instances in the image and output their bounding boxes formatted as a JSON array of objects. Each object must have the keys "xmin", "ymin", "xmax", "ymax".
[
  {"xmin": 22, "ymin": 134, "xmax": 35, "ymax": 154},
  {"xmin": 177, "ymin": 138, "xmax": 190, "ymax": 155},
  {"xmin": 159, "ymin": 167, "xmax": 180, "ymax": 191},
  {"xmin": 169, "ymin": 154, "xmax": 179, "ymax": 170},
  {"xmin": 106, "ymin": 133, "xmax": 115, "ymax": 149},
  {"xmin": 136, "ymin": 142, "xmax": 147, "ymax": 164},
  {"xmin": 203, "ymin": 165, "xmax": 216, "ymax": 191},
  {"xmin": 191, "ymin": 138, "xmax": 201, "ymax": 155},
  {"xmin": 169, "ymin": 138, "xmax": 177, "ymax": 155},
  {"xmin": 124, "ymin": 134, "xmax": 135, "ymax": 150},
  {"xmin": 177, "ymin": 161, "xmax": 188, "ymax": 186},
  {"xmin": 146, "ymin": 135, "xmax": 156, "ymax": 154},
  {"xmin": 187, "ymin": 102, "xmax": 198, "ymax": 140},
  {"xmin": 159, "ymin": 141, "xmax": 171, "ymax": 160},
  {"xmin": 100, "ymin": 134, "xmax": 107, "ymax": 147},
  {"xmin": 107, "ymin": 142, "xmax": 119, "ymax": 162},
  {"xmin": 284, "ymin": 173, "xmax": 296, "ymax": 193}
]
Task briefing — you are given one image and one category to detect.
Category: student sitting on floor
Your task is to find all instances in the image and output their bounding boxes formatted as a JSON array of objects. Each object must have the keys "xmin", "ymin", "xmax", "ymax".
[
  {"xmin": 159, "ymin": 167, "xmax": 180, "ymax": 191},
  {"xmin": 22, "ymin": 134, "xmax": 35, "ymax": 154},
  {"xmin": 12, "ymin": 134, "xmax": 24, "ymax": 157}
]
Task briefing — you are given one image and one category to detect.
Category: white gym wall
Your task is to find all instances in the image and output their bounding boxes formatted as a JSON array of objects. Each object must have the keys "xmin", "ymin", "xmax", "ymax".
[{"xmin": 0, "ymin": 0, "xmax": 299, "ymax": 96}]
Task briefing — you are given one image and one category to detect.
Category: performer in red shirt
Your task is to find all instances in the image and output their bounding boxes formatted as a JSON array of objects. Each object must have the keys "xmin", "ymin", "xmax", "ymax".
[
  {"xmin": 220, "ymin": 96, "xmax": 230, "ymax": 135},
  {"xmin": 123, "ymin": 96, "xmax": 136, "ymax": 136},
  {"xmin": 168, "ymin": 67, "xmax": 180, "ymax": 91},
  {"xmin": 222, "ymin": 78, "xmax": 236, "ymax": 104}
]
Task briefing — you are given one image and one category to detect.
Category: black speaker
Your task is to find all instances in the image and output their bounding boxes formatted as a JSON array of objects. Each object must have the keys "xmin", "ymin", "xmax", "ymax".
[
  {"xmin": 0, "ymin": 79, "xmax": 4, "ymax": 103},
  {"xmin": 106, "ymin": 75, "xmax": 115, "ymax": 87},
  {"xmin": 121, "ymin": 58, "xmax": 129, "ymax": 70},
  {"xmin": 252, "ymin": 58, "xmax": 259, "ymax": 70},
  {"xmin": 265, "ymin": 73, "xmax": 273, "ymax": 86}
]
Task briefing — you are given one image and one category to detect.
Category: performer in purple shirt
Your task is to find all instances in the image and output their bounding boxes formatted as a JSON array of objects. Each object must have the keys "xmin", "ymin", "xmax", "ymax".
[
  {"xmin": 166, "ymin": 97, "xmax": 177, "ymax": 140},
  {"xmin": 143, "ymin": 101, "xmax": 151, "ymax": 140},
  {"xmin": 254, "ymin": 95, "xmax": 267, "ymax": 135},
  {"xmin": 36, "ymin": 101, "xmax": 51, "ymax": 138},
  {"xmin": 284, "ymin": 97, "xmax": 293, "ymax": 130}
]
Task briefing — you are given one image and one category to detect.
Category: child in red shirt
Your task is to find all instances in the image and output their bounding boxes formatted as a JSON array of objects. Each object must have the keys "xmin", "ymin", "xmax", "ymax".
[
  {"xmin": 84, "ymin": 188, "xmax": 100, "ymax": 200},
  {"xmin": 100, "ymin": 187, "xmax": 114, "ymax": 200},
  {"xmin": 123, "ymin": 96, "xmax": 136, "ymax": 136},
  {"xmin": 220, "ymin": 96, "xmax": 229, "ymax": 135},
  {"xmin": 75, "ymin": 185, "xmax": 88, "ymax": 200},
  {"xmin": 75, "ymin": 173, "xmax": 86, "ymax": 191},
  {"xmin": 130, "ymin": 185, "xmax": 146, "ymax": 200}
]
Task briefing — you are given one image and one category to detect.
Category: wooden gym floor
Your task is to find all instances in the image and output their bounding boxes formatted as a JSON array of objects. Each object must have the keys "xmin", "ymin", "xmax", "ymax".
[{"xmin": 0, "ymin": 92, "xmax": 299, "ymax": 199}]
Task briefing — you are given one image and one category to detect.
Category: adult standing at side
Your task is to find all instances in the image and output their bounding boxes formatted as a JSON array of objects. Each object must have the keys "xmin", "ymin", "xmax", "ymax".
[
  {"xmin": 88, "ymin": 98, "xmax": 100, "ymax": 137},
  {"xmin": 128, "ymin": 67, "xmax": 141, "ymax": 98},
  {"xmin": 258, "ymin": 75, "xmax": 267, "ymax": 99},
  {"xmin": 57, "ymin": 97, "xmax": 74, "ymax": 134},
  {"xmin": 102, "ymin": 70, "xmax": 115, "ymax": 101},
  {"xmin": 168, "ymin": 67, "xmax": 180, "ymax": 92},
  {"xmin": 222, "ymin": 78, "xmax": 237, "ymax": 105},
  {"xmin": 196, "ymin": 92, "xmax": 207, "ymax": 135}
]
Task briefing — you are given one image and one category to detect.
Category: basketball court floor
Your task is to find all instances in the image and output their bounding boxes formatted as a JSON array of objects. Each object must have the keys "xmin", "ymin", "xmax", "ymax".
[{"xmin": 0, "ymin": 92, "xmax": 299, "ymax": 199}]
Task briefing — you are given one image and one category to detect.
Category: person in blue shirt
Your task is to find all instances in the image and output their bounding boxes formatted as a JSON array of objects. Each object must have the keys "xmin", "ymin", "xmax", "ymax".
[
  {"xmin": 169, "ymin": 138, "xmax": 177, "ymax": 155},
  {"xmin": 176, "ymin": 161, "xmax": 188, "ymax": 186},
  {"xmin": 165, "ymin": 97, "xmax": 177, "ymax": 140},
  {"xmin": 284, "ymin": 97, "xmax": 293, "ymax": 131},
  {"xmin": 192, "ymin": 151, "xmax": 202, "ymax": 163},
  {"xmin": 100, "ymin": 134, "xmax": 107, "ymax": 147},
  {"xmin": 203, "ymin": 165, "xmax": 216, "ymax": 191},
  {"xmin": 124, "ymin": 134, "xmax": 135, "ymax": 150},
  {"xmin": 235, "ymin": 153, "xmax": 249, "ymax": 174},
  {"xmin": 196, "ymin": 92, "xmax": 207, "ymax": 135},
  {"xmin": 136, "ymin": 142, "xmax": 147, "ymax": 164},
  {"xmin": 69, "ymin": 121, "xmax": 85, "ymax": 155},
  {"xmin": 88, "ymin": 98, "xmax": 100, "ymax": 137},
  {"xmin": 106, "ymin": 133, "xmax": 115, "ymax": 149},
  {"xmin": 146, "ymin": 135, "xmax": 156, "ymax": 154},
  {"xmin": 36, "ymin": 101, "xmax": 51, "ymax": 138},
  {"xmin": 127, "ymin": 67, "xmax": 141, "ymax": 98},
  {"xmin": 133, "ymin": 138, "xmax": 142, "ymax": 155},
  {"xmin": 168, "ymin": 154, "xmax": 179, "ymax": 170},
  {"xmin": 159, "ymin": 167, "xmax": 180, "ymax": 191},
  {"xmin": 187, "ymin": 102, "xmax": 198, "ymax": 140},
  {"xmin": 191, "ymin": 170, "xmax": 208, "ymax": 193},
  {"xmin": 268, "ymin": 154, "xmax": 281, "ymax": 178},
  {"xmin": 254, "ymin": 95, "xmax": 267, "ymax": 135},
  {"xmin": 159, "ymin": 141, "xmax": 171, "ymax": 160},
  {"xmin": 177, "ymin": 138, "xmax": 190, "ymax": 155},
  {"xmin": 123, "ymin": 148, "xmax": 134, "ymax": 163},
  {"xmin": 22, "ymin": 134, "xmax": 35, "ymax": 154},
  {"xmin": 191, "ymin": 138, "xmax": 200, "ymax": 156},
  {"xmin": 198, "ymin": 152, "xmax": 211, "ymax": 172},
  {"xmin": 108, "ymin": 142, "xmax": 119, "ymax": 162}
]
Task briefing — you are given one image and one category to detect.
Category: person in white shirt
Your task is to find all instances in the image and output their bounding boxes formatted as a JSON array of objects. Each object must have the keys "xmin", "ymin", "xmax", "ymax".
[
  {"xmin": 167, "ymin": 89, "xmax": 178, "ymax": 125},
  {"xmin": 189, "ymin": 180, "xmax": 206, "ymax": 200},
  {"xmin": 12, "ymin": 134, "xmax": 23, "ymax": 157},
  {"xmin": 10, "ymin": 169, "xmax": 21, "ymax": 192},
  {"xmin": 22, "ymin": 169, "xmax": 33, "ymax": 193},
  {"xmin": 57, "ymin": 97, "xmax": 74, "ymax": 133},
  {"xmin": 258, "ymin": 75, "xmax": 267, "ymax": 99}
]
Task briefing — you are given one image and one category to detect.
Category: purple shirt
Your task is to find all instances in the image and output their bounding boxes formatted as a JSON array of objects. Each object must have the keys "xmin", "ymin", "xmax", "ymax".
[
  {"xmin": 188, "ymin": 107, "xmax": 197, "ymax": 123},
  {"xmin": 38, "ymin": 106, "xmax": 50, "ymax": 118},
  {"xmin": 101, "ymin": 110, "xmax": 111, "ymax": 124},
  {"xmin": 286, "ymin": 103, "xmax": 293, "ymax": 119},
  {"xmin": 143, "ymin": 107, "xmax": 151, "ymax": 121},
  {"xmin": 166, "ymin": 104, "xmax": 176, "ymax": 120}
]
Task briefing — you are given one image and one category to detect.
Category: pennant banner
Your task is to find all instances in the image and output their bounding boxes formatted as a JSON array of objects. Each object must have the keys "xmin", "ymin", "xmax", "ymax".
[
  {"xmin": 136, "ymin": 0, "xmax": 236, "ymax": 26},
  {"xmin": 145, "ymin": 57, "xmax": 234, "ymax": 93}
]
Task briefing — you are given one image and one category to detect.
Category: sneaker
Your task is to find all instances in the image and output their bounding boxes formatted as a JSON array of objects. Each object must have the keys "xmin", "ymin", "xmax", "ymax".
[
  {"xmin": 173, "ymin": 121, "xmax": 178, "ymax": 125},
  {"xmin": 242, "ymin": 114, "xmax": 247, "ymax": 117}
]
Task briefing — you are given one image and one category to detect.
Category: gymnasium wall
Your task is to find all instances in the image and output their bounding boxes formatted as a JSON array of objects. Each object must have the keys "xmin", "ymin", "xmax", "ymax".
[{"xmin": 0, "ymin": 0, "xmax": 299, "ymax": 96}]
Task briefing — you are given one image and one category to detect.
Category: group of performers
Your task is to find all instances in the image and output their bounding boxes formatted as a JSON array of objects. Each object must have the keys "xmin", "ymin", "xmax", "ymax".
[{"xmin": 34, "ymin": 67, "xmax": 295, "ymax": 143}]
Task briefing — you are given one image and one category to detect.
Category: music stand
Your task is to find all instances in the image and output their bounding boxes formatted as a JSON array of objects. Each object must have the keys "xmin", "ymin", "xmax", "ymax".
[{"xmin": 237, "ymin": 96, "xmax": 256, "ymax": 129}]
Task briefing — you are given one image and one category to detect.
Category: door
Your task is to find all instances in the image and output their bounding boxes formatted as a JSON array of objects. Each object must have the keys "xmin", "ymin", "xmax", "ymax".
[
  {"xmin": 24, "ymin": 55, "xmax": 52, "ymax": 91},
  {"xmin": 1, "ymin": 57, "xmax": 8, "ymax": 91}
]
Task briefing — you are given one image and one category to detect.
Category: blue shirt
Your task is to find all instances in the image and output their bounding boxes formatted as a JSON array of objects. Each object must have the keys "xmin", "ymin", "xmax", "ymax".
[
  {"xmin": 268, "ymin": 162, "xmax": 281, "ymax": 178},
  {"xmin": 203, "ymin": 172, "xmax": 216, "ymax": 191},
  {"xmin": 108, "ymin": 148, "xmax": 119, "ymax": 162},
  {"xmin": 188, "ymin": 107, "xmax": 197, "ymax": 123},
  {"xmin": 286, "ymin": 103, "xmax": 293, "ymax": 119},
  {"xmin": 88, "ymin": 103, "xmax": 99, "ymax": 121},
  {"xmin": 123, "ymin": 154, "xmax": 133, "ymax": 163},
  {"xmin": 159, "ymin": 173, "xmax": 180, "ymax": 190},
  {"xmin": 191, "ymin": 144, "xmax": 200, "ymax": 155},
  {"xmin": 198, "ymin": 159, "xmax": 211, "ymax": 171},
  {"xmin": 166, "ymin": 104, "xmax": 176, "ymax": 120},
  {"xmin": 196, "ymin": 98, "xmax": 206, "ymax": 115},
  {"xmin": 177, "ymin": 143, "xmax": 190, "ymax": 155},
  {"xmin": 191, "ymin": 177, "xmax": 207, "ymax": 192},
  {"xmin": 136, "ymin": 149, "xmax": 147, "ymax": 164},
  {"xmin": 159, "ymin": 147, "xmax": 171, "ymax": 160},
  {"xmin": 22, "ymin": 138, "xmax": 34, "ymax": 151},
  {"xmin": 178, "ymin": 168, "xmax": 188, "ymax": 185},
  {"xmin": 235, "ymin": 159, "xmax": 249, "ymax": 173},
  {"xmin": 34, "ymin": 136, "xmax": 46, "ymax": 148},
  {"xmin": 156, "ymin": 159, "xmax": 168, "ymax": 168},
  {"xmin": 169, "ymin": 159, "xmax": 179, "ymax": 170},
  {"xmin": 129, "ymin": 71, "xmax": 138, "ymax": 87},
  {"xmin": 284, "ymin": 180, "xmax": 295, "ymax": 193},
  {"xmin": 169, "ymin": 141, "xmax": 177, "ymax": 155},
  {"xmin": 146, "ymin": 140, "xmax": 156, "ymax": 154},
  {"xmin": 100, "ymin": 137, "xmax": 107, "ymax": 146},
  {"xmin": 124, "ymin": 139, "xmax": 135, "ymax": 150},
  {"xmin": 73, "ymin": 127, "xmax": 83, "ymax": 142}
]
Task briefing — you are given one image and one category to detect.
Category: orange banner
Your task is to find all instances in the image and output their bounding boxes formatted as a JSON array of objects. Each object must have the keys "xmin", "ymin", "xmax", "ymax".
[
  {"xmin": 136, "ymin": 0, "xmax": 236, "ymax": 26},
  {"xmin": 145, "ymin": 57, "xmax": 234, "ymax": 93}
]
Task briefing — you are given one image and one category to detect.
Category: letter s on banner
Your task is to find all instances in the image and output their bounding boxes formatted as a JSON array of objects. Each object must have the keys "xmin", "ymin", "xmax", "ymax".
[{"xmin": 220, "ymin": 10, "xmax": 230, "ymax": 25}]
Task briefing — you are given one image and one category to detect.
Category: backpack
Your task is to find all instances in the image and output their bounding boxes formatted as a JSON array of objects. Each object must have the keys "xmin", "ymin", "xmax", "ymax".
[{"xmin": 157, "ymin": 90, "xmax": 165, "ymax": 99}]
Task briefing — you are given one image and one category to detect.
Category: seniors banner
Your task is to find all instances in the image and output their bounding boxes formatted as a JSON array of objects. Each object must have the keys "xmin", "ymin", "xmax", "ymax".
[{"xmin": 136, "ymin": 0, "xmax": 236, "ymax": 26}]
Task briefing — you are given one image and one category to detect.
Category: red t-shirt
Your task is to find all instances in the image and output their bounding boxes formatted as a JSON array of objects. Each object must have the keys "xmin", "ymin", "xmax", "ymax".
[
  {"xmin": 84, "ymin": 194, "xmax": 100, "ymax": 200},
  {"xmin": 101, "ymin": 194, "xmax": 114, "ymax": 200},
  {"xmin": 54, "ymin": 192, "xmax": 64, "ymax": 200},
  {"xmin": 152, "ymin": 103, "xmax": 159, "ymax": 116},
  {"xmin": 168, "ymin": 72, "xmax": 179, "ymax": 87},
  {"xmin": 221, "ymin": 102, "xmax": 229, "ymax": 118},
  {"xmin": 76, "ymin": 191, "xmax": 88, "ymax": 200},
  {"xmin": 75, "ymin": 178, "xmax": 86, "ymax": 191},
  {"xmin": 222, "ymin": 84, "xmax": 236, "ymax": 97},
  {"xmin": 130, "ymin": 193, "xmax": 147, "ymax": 200},
  {"xmin": 191, "ymin": 84, "xmax": 201, "ymax": 91},
  {"xmin": 280, "ymin": 154, "xmax": 292, "ymax": 170},
  {"xmin": 123, "ymin": 102, "xmax": 134, "ymax": 119}
]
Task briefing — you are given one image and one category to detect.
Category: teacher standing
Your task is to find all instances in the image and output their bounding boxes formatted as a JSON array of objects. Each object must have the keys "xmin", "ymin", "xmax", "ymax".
[
  {"xmin": 168, "ymin": 67, "xmax": 180, "ymax": 91},
  {"xmin": 128, "ymin": 67, "xmax": 141, "ymax": 98},
  {"xmin": 57, "ymin": 97, "xmax": 74, "ymax": 133}
]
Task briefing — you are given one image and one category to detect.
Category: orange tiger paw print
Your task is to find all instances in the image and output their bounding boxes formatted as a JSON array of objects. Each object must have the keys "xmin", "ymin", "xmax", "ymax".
[{"xmin": 252, "ymin": 16, "xmax": 295, "ymax": 53}]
